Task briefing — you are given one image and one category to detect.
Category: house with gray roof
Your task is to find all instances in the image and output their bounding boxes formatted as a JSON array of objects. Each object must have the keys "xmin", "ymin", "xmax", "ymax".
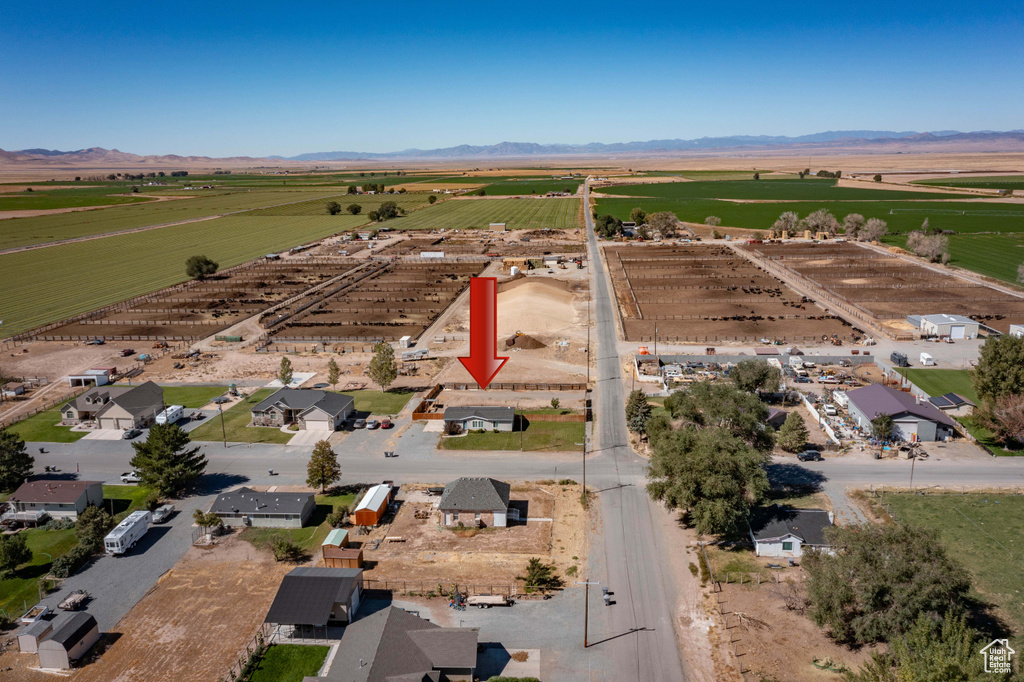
[
  {"xmin": 749, "ymin": 507, "xmax": 835, "ymax": 558},
  {"xmin": 442, "ymin": 406, "xmax": 515, "ymax": 432},
  {"xmin": 59, "ymin": 381, "xmax": 164, "ymax": 430},
  {"xmin": 438, "ymin": 477, "xmax": 511, "ymax": 528},
  {"xmin": 846, "ymin": 383, "xmax": 957, "ymax": 442},
  {"xmin": 5, "ymin": 480, "xmax": 103, "ymax": 522},
  {"xmin": 265, "ymin": 567, "xmax": 363, "ymax": 627},
  {"xmin": 209, "ymin": 487, "xmax": 314, "ymax": 528},
  {"xmin": 305, "ymin": 606, "xmax": 477, "ymax": 682},
  {"xmin": 251, "ymin": 388, "xmax": 354, "ymax": 431}
]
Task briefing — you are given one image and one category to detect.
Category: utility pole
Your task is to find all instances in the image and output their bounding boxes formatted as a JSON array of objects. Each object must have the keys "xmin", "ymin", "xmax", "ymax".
[
  {"xmin": 575, "ymin": 579, "xmax": 601, "ymax": 647},
  {"xmin": 654, "ymin": 325, "xmax": 657, "ymax": 358},
  {"xmin": 909, "ymin": 452, "xmax": 916, "ymax": 491},
  {"xmin": 219, "ymin": 403, "xmax": 227, "ymax": 448},
  {"xmin": 587, "ymin": 297, "xmax": 591, "ymax": 385}
]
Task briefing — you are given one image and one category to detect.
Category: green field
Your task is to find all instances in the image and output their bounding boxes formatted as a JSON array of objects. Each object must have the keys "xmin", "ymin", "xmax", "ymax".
[
  {"xmin": 248, "ymin": 644, "xmax": 330, "ymax": 682},
  {"xmin": 882, "ymin": 232, "xmax": 1024, "ymax": 284},
  {"xmin": 0, "ymin": 188, "xmax": 342, "ymax": 250},
  {"xmin": 189, "ymin": 390, "xmax": 293, "ymax": 444},
  {"xmin": 0, "ymin": 213, "xmax": 374, "ymax": 336},
  {"xmin": 880, "ymin": 493, "xmax": 1024, "ymax": 652},
  {"xmin": 0, "ymin": 527, "xmax": 78, "ymax": 618},
  {"xmin": 0, "ymin": 186, "xmax": 154, "ymax": 211},
  {"xmin": 481, "ymin": 178, "xmax": 582, "ymax": 195},
  {"xmin": 915, "ymin": 175, "xmax": 1024, "ymax": 191},
  {"xmin": 337, "ymin": 389, "xmax": 414, "ymax": 415},
  {"xmin": 5, "ymin": 408, "xmax": 86, "ymax": 442},
  {"xmin": 392, "ymin": 197, "xmax": 580, "ymax": 231},
  {"xmin": 439, "ymin": 418, "xmax": 584, "ymax": 452},
  {"xmin": 159, "ymin": 385, "xmax": 229, "ymax": 408},
  {"xmin": 245, "ymin": 193, "xmax": 431, "ymax": 217},
  {"xmin": 598, "ymin": 179, "xmax": 972, "ymax": 201},
  {"xmin": 894, "ymin": 368, "xmax": 978, "ymax": 403}
]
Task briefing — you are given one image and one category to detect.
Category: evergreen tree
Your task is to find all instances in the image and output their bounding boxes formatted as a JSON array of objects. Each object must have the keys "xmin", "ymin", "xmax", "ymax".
[
  {"xmin": 0, "ymin": 428, "xmax": 33, "ymax": 492},
  {"xmin": 0, "ymin": 533, "xmax": 31, "ymax": 577},
  {"xmin": 278, "ymin": 356, "xmax": 294, "ymax": 386},
  {"xmin": 327, "ymin": 357, "xmax": 341, "ymax": 390},
  {"xmin": 129, "ymin": 424, "xmax": 207, "ymax": 496},
  {"xmin": 76, "ymin": 505, "xmax": 114, "ymax": 552},
  {"xmin": 368, "ymin": 342, "xmax": 397, "ymax": 392},
  {"xmin": 777, "ymin": 412, "xmax": 809, "ymax": 452},
  {"xmin": 306, "ymin": 440, "xmax": 341, "ymax": 493},
  {"xmin": 625, "ymin": 390, "xmax": 652, "ymax": 434}
]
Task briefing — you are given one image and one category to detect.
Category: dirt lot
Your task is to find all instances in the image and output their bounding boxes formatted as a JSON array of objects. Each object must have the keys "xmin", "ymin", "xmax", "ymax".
[
  {"xmin": 0, "ymin": 534, "xmax": 291, "ymax": 682},
  {"xmin": 605, "ymin": 243, "xmax": 854, "ymax": 344},
  {"xmin": 354, "ymin": 483, "xmax": 589, "ymax": 588},
  {"xmin": 741, "ymin": 242, "xmax": 1024, "ymax": 334}
]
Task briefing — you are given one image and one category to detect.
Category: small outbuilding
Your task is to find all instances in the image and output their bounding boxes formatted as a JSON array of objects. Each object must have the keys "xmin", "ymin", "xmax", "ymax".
[
  {"xmin": 321, "ymin": 529, "xmax": 364, "ymax": 568},
  {"xmin": 264, "ymin": 567, "xmax": 363, "ymax": 627},
  {"xmin": 765, "ymin": 407, "xmax": 789, "ymax": 430},
  {"xmin": 18, "ymin": 617, "xmax": 56, "ymax": 654},
  {"xmin": 439, "ymin": 477, "xmax": 512, "ymax": 528},
  {"xmin": 749, "ymin": 507, "xmax": 835, "ymax": 558},
  {"xmin": 443, "ymin": 406, "xmax": 515, "ymax": 432},
  {"xmin": 36, "ymin": 612, "xmax": 99, "ymax": 670},
  {"xmin": 352, "ymin": 483, "xmax": 393, "ymax": 527},
  {"xmin": 918, "ymin": 314, "xmax": 979, "ymax": 339},
  {"xmin": 209, "ymin": 487, "xmax": 314, "ymax": 528}
]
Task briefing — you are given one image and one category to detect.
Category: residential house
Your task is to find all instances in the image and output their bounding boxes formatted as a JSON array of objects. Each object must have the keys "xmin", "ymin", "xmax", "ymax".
[
  {"xmin": 438, "ymin": 477, "xmax": 512, "ymax": 528},
  {"xmin": 306, "ymin": 606, "xmax": 478, "ymax": 682},
  {"xmin": 5, "ymin": 481, "xmax": 103, "ymax": 523},
  {"xmin": 209, "ymin": 487, "xmax": 314, "ymax": 528},
  {"xmin": 250, "ymin": 389, "xmax": 354, "ymax": 431},
  {"xmin": 846, "ymin": 383, "xmax": 958, "ymax": 442},
  {"xmin": 59, "ymin": 381, "xmax": 163, "ymax": 430},
  {"xmin": 749, "ymin": 507, "xmax": 835, "ymax": 558},
  {"xmin": 36, "ymin": 612, "xmax": 100, "ymax": 670},
  {"xmin": 264, "ymin": 567, "xmax": 363, "ymax": 628},
  {"xmin": 443, "ymin": 406, "xmax": 515, "ymax": 432}
]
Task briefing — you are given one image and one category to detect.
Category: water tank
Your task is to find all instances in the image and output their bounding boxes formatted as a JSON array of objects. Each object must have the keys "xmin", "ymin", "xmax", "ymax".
[{"xmin": 510, "ymin": 266, "xmax": 520, "ymax": 276}]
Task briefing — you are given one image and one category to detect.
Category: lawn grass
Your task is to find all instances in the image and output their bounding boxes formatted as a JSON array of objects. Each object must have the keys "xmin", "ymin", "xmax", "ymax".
[
  {"xmin": 880, "ymin": 493, "xmax": 1024, "ymax": 652},
  {"xmin": 103, "ymin": 484, "xmax": 154, "ymax": 519},
  {"xmin": 315, "ymin": 491, "xmax": 357, "ymax": 510},
  {"xmin": 0, "ymin": 527, "xmax": 78, "ymax": 618},
  {"xmin": 248, "ymin": 644, "xmax": 329, "ymax": 682},
  {"xmin": 439, "ymin": 418, "xmax": 584, "ymax": 452},
  {"xmin": 240, "ymin": 502, "xmax": 335, "ymax": 555},
  {"xmin": 189, "ymin": 390, "xmax": 293, "ymax": 444},
  {"xmin": 336, "ymin": 389, "xmax": 414, "ymax": 415},
  {"xmin": 158, "ymin": 385, "xmax": 229, "ymax": 408},
  {"xmin": 894, "ymin": 368, "xmax": 979, "ymax": 403},
  {"xmin": 386, "ymin": 197, "xmax": 580, "ymax": 231},
  {"xmin": 5, "ymin": 408, "xmax": 86, "ymax": 443}
]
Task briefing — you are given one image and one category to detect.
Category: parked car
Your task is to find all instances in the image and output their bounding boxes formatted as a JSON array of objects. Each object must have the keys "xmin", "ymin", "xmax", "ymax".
[
  {"xmin": 118, "ymin": 348, "xmax": 135, "ymax": 357},
  {"xmin": 152, "ymin": 504, "xmax": 175, "ymax": 523},
  {"xmin": 793, "ymin": 376, "xmax": 812, "ymax": 384},
  {"xmin": 352, "ymin": 419, "xmax": 367, "ymax": 429},
  {"xmin": 120, "ymin": 471, "xmax": 142, "ymax": 483},
  {"xmin": 381, "ymin": 418, "xmax": 393, "ymax": 429},
  {"xmin": 366, "ymin": 420, "xmax": 381, "ymax": 430},
  {"xmin": 797, "ymin": 450, "xmax": 823, "ymax": 462},
  {"xmin": 122, "ymin": 428, "xmax": 142, "ymax": 440},
  {"xmin": 823, "ymin": 405, "xmax": 838, "ymax": 417},
  {"xmin": 86, "ymin": 338, "xmax": 105, "ymax": 345}
]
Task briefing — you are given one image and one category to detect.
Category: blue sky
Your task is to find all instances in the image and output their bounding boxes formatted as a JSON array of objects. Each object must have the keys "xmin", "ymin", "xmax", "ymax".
[{"xmin": 2, "ymin": 1, "xmax": 1021, "ymax": 156}]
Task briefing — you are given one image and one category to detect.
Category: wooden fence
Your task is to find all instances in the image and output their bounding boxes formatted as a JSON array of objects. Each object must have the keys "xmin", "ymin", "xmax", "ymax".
[{"xmin": 442, "ymin": 382, "xmax": 587, "ymax": 391}]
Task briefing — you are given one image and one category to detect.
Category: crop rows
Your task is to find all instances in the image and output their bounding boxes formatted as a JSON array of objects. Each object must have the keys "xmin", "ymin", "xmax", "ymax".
[
  {"xmin": 598, "ymin": 179, "xmax": 973, "ymax": 201},
  {"xmin": 245, "ymin": 193, "xmax": 431, "ymax": 217},
  {"xmin": 388, "ymin": 197, "xmax": 580, "ymax": 231}
]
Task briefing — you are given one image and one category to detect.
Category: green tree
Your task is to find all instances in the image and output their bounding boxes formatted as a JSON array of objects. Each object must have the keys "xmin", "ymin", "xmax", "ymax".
[
  {"xmin": 192, "ymin": 509, "xmax": 222, "ymax": 535},
  {"xmin": 271, "ymin": 534, "xmax": 303, "ymax": 562},
  {"xmin": 185, "ymin": 255, "xmax": 219, "ymax": 281},
  {"xmin": 129, "ymin": 424, "xmax": 207, "ymax": 496},
  {"xmin": 278, "ymin": 356, "xmax": 294, "ymax": 386},
  {"xmin": 367, "ymin": 210, "xmax": 379, "ymax": 222},
  {"xmin": 805, "ymin": 523, "xmax": 971, "ymax": 646},
  {"xmin": 75, "ymin": 505, "xmax": 114, "ymax": 552},
  {"xmin": 0, "ymin": 533, "xmax": 32, "ymax": 577},
  {"xmin": 346, "ymin": 185, "xmax": 357, "ymax": 194},
  {"xmin": 663, "ymin": 382, "xmax": 775, "ymax": 455},
  {"xmin": 871, "ymin": 414, "xmax": 895, "ymax": 442},
  {"xmin": 368, "ymin": 341, "xmax": 397, "ymax": 392},
  {"xmin": 594, "ymin": 214, "xmax": 623, "ymax": 239},
  {"xmin": 972, "ymin": 334, "xmax": 1024, "ymax": 405},
  {"xmin": 326, "ymin": 201, "xmax": 342, "ymax": 215},
  {"xmin": 846, "ymin": 611, "xmax": 993, "ymax": 682},
  {"xmin": 326, "ymin": 357, "xmax": 341, "ymax": 389},
  {"xmin": 517, "ymin": 557, "xmax": 563, "ymax": 593},
  {"xmin": 873, "ymin": 174, "xmax": 882, "ymax": 182},
  {"xmin": 730, "ymin": 359, "xmax": 781, "ymax": 393},
  {"xmin": 0, "ymin": 428, "xmax": 33, "ymax": 492},
  {"xmin": 777, "ymin": 412, "xmax": 809, "ymax": 452},
  {"xmin": 753, "ymin": 172, "xmax": 760, "ymax": 180},
  {"xmin": 428, "ymin": 195, "xmax": 437, "ymax": 204},
  {"xmin": 377, "ymin": 201, "xmax": 401, "ymax": 221},
  {"xmin": 550, "ymin": 398, "xmax": 560, "ymax": 410},
  {"xmin": 629, "ymin": 207, "xmax": 647, "ymax": 225},
  {"xmin": 306, "ymin": 440, "xmax": 341, "ymax": 493},
  {"xmin": 625, "ymin": 389, "xmax": 652, "ymax": 434},
  {"xmin": 346, "ymin": 203, "xmax": 362, "ymax": 215}
]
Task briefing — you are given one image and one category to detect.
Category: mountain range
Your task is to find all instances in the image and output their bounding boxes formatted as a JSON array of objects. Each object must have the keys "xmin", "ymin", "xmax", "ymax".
[{"xmin": 3, "ymin": 130, "xmax": 1024, "ymax": 165}]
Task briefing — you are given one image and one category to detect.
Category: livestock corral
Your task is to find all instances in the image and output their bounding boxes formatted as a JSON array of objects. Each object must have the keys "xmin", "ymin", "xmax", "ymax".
[
  {"xmin": 606, "ymin": 244, "xmax": 855, "ymax": 343},
  {"xmin": 264, "ymin": 259, "xmax": 488, "ymax": 342},
  {"xmin": 29, "ymin": 258, "xmax": 361, "ymax": 342},
  {"xmin": 739, "ymin": 242, "xmax": 1024, "ymax": 336},
  {"xmin": 376, "ymin": 229, "xmax": 585, "ymax": 258}
]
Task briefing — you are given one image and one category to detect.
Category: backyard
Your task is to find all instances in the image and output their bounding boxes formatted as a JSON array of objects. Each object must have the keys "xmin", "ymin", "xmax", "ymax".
[
  {"xmin": 0, "ymin": 527, "xmax": 77, "ymax": 619},
  {"xmin": 249, "ymin": 644, "xmax": 329, "ymax": 682},
  {"xmin": 439, "ymin": 417, "xmax": 584, "ymax": 452},
  {"xmin": 337, "ymin": 388, "xmax": 414, "ymax": 415},
  {"xmin": 158, "ymin": 385, "xmax": 229, "ymax": 408},
  {"xmin": 5, "ymin": 408, "xmax": 85, "ymax": 442},
  {"xmin": 239, "ymin": 490, "xmax": 356, "ymax": 557}
]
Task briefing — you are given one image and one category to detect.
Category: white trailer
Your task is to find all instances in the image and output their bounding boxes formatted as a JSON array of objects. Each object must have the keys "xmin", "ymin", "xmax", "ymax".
[
  {"xmin": 104, "ymin": 510, "xmax": 151, "ymax": 555},
  {"xmin": 919, "ymin": 352, "xmax": 936, "ymax": 366},
  {"xmin": 788, "ymin": 356, "xmax": 804, "ymax": 370},
  {"xmin": 156, "ymin": 405, "xmax": 184, "ymax": 425}
]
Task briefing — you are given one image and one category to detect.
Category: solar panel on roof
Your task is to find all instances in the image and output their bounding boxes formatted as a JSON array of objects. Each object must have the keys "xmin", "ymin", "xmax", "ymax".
[
  {"xmin": 942, "ymin": 393, "xmax": 969, "ymax": 407},
  {"xmin": 929, "ymin": 396, "xmax": 953, "ymax": 408}
]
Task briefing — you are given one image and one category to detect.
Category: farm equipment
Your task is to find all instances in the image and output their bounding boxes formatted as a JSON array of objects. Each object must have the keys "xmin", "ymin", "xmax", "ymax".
[
  {"xmin": 505, "ymin": 331, "xmax": 525, "ymax": 348},
  {"xmin": 58, "ymin": 590, "xmax": 89, "ymax": 611},
  {"xmin": 152, "ymin": 341, "xmax": 169, "ymax": 349}
]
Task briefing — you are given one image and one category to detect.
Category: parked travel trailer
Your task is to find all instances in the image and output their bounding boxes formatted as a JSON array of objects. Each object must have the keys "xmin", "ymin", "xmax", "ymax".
[
  {"xmin": 155, "ymin": 405, "xmax": 184, "ymax": 425},
  {"xmin": 104, "ymin": 510, "xmax": 151, "ymax": 555}
]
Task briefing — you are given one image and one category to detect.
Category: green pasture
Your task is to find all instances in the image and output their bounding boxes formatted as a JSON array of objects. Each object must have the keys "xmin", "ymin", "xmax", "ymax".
[
  {"xmin": 597, "ymin": 179, "xmax": 973, "ymax": 201},
  {"xmin": 393, "ymin": 197, "xmax": 580, "ymax": 231},
  {"xmin": 480, "ymin": 179, "xmax": 582, "ymax": 195},
  {"xmin": 0, "ymin": 184, "xmax": 155, "ymax": 211},
  {"xmin": 915, "ymin": 175, "xmax": 1024, "ymax": 191},
  {"xmin": 637, "ymin": 170, "xmax": 770, "ymax": 181},
  {"xmin": 894, "ymin": 368, "xmax": 978, "ymax": 403},
  {"xmin": 0, "ymin": 213, "xmax": 365, "ymax": 336},
  {"xmin": 245, "ymin": 193, "xmax": 431, "ymax": 217},
  {"xmin": 882, "ymin": 232, "xmax": 1024, "ymax": 284}
]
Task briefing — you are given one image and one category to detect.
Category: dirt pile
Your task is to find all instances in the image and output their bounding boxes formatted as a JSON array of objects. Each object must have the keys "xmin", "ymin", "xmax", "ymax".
[
  {"xmin": 496, "ymin": 278, "xmax": 576, "ymax": 335},
  {"xmin": 505, "ymin": 333, "xmax": 547, "ymax": 349}
]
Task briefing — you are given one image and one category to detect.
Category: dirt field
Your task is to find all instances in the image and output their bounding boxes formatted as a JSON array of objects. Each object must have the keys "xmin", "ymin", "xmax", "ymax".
[
  {"xmin": 354, "ymin": 483, "xmax": 589, "ymax": 589},
  {"xmin": 740, "ymin": 242, "xmax": 1024, "ymax": 334},
  {"xmin": 605, "ymin": 243, "xmax": 854, "ymax": 344}
]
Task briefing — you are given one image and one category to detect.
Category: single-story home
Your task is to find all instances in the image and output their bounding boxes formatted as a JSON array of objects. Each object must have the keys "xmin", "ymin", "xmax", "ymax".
[
  {"xmin": 846, "ymin": 383, "xmax": 958, "ymax": 442},
  {"xmin": 4, "ymin": 481, "xmax": 103, "ymax": 523},
  {"xmin": 749, "ymin": 507, "xmax": 835, "ymax": 558},
  {"xmin": 264, "ymin": 567, "xmax": 363, "ymax": 627},
  {"xmin": 918, "ymin": 313, "xmax": 979, "ymax": 339},
  {"xmin": 438, "ymin": 477, "xmax": 512, "ymax": 528},
  {"xmin": 36, "ymin": 612, "xmax": 100, "ymax": 670},
  {"xmin": 322, "ymin": 529, "xmax": 363, "ymax": 568},
  {"xmin": 209, "ymin": 487, "xmax": 314, "ymax": 528},
  {"xmin": 443, "ymin": 406, "xmax": 515, "ymax": 432},
  {"xmin": 250, "ymin": 389, "xmax": 355, "ymax": 431},
  {"xmin": 59, "ymin": 380, "xmax": 164, "ymax": 430},
  {"xmin": 352, "ymin": 484, "xmax": 393, "ymax": 527},
  {"xmin": 305, "ymin": 606, "xmax": 478, "ymax": 682}
]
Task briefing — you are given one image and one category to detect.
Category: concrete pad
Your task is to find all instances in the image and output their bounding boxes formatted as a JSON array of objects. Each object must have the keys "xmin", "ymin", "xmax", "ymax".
[
  {"xmin": 287, "ymin": 429, "xmax": 337, "ymax": 447},
  {"xmin": 81, "ymin": 429, "xmax": 126, "ymax": 441},
  {"xmin": 421, "ymin": 420, "xmax": 444, "ymax": 433},
  {"xmin": 264, "ymin": 372, "xmax": 317, "ymax": 389}
]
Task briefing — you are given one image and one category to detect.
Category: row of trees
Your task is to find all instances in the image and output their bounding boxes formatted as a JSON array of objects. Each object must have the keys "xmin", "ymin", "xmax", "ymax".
[{"xmin": 326, "ymin": 201, "xmax": 363, "ymax": 215}]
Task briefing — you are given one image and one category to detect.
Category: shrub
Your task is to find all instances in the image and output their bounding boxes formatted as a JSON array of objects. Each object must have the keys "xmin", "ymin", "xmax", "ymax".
[
  {"xmin": 144, "ymin": 491, "xmax": 162, "ymax": 511},
  {"xmin": 43, "ymin": 517, "xmax": 75, "ymax": 531},
  {"xmin": 327, "ymin": 509, "xmax": 347, "ymax": 528},
  {"xmin": 443, "ymin": 421, "xmax": 463, "ymax": 436},
  {"xmin": 50, "ymin": 544, "xmax": 92, "ymax": 579},
  {"xmin": 270, "ymin": 535, "xmax": 303, "ymax": 562}
]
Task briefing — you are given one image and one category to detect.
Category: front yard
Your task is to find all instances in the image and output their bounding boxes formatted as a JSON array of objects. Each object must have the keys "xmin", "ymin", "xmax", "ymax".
[
  {"xmin": 189, "ymin": 389, "xmax": 293, "ymax": 444},
  {"xmin": 6, "ymin": 408, "xmax": 86, "ymax": 443},
  {"xmin": 440, "ymin": 418, "xmax": 584, "ymax": 452}
]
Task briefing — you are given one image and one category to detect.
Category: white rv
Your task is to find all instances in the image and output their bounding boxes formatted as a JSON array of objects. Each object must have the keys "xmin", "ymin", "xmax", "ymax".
[
  {"xmin": 155, "ymin": 405, "xmax": 184, "ymax": 425},
  {"xmin": 104, "ymin": 510, "xmax": 152, "ymax": 555}
]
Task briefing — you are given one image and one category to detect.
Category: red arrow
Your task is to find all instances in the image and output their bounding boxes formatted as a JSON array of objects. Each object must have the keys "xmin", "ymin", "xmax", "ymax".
[{"xmin": 458, "ymin": 277, "xmax": 508, "ymax": 389}]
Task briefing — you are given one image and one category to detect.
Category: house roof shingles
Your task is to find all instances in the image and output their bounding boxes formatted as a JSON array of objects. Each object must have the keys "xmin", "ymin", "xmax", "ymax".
[
  {"xmin": 210, "ymin": 487, "xmax": 313, "ymax": 516},
  {"xmin": 438, "ymin": 478, "xmax": 510, "ymax": 513},
  {"xmin": 264, "ymin": 567, "xmax": 363, "ymax": 626},
  {"xmin": 10, "ymin": 480, "xmax": 101, "ymax": 505},
  {"xmin": 442, "ymin": 406, "xmax": 515, "ymax": 423},
  {"xmin": 251, "ymin": 389, "xmax": 354, "ymax": 418},
  {"xmin": 846, "ymin": 383, "xmax": 957, "ymax": 427},
  {"xmin": 749, "ymin": 507, "xmax": 833, "ymax": 547}
]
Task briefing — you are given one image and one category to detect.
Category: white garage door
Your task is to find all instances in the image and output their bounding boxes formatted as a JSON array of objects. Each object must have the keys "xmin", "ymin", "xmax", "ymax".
[
  {"xmin": 894, "ymin": 419, "xmax": 919, "ymax": 442},
  {"xmin": 305, "ymin": 419, "xmax": 332, "ymax": 431},
  {"xmin": 951, "ymin": 325, "xmax": 966, "ymax": 339}
]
